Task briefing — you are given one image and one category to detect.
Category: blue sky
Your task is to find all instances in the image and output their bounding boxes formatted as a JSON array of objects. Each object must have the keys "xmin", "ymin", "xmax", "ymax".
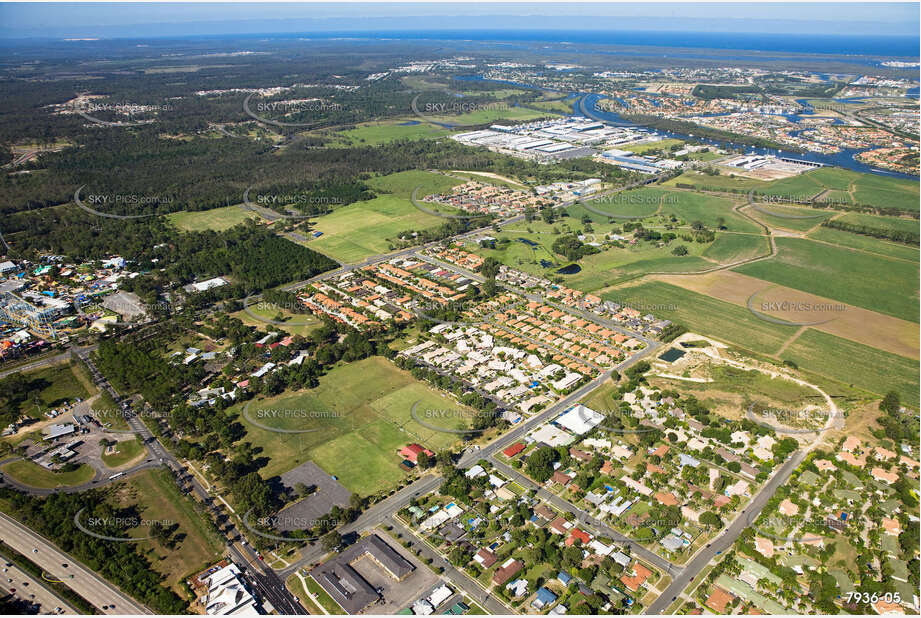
[{"xmin": 1, "ymin": 2, "xmax": 918, "ymax": 39}]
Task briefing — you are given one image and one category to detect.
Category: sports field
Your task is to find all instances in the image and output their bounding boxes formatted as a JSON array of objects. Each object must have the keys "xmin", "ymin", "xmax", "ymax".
[
  {"xmin": 229, "ymin": 357, "xmax": 474, "ymax": 495},
  {"xmin": 166, "ymin": 205, "xmax": 261, "ymax": 232},
  {"xmin": 308, "ymin": 170, "xmax": 463, "ymax": 263},
  {"xmin": 733, "ymin": 237, "xmax": 919, "ymax": 322}
]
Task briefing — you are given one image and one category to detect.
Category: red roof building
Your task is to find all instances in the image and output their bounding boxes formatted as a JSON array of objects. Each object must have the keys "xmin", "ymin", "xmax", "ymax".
[
  {"xmin": 399, "ymin": 443, "xmax": 434, "ymax": 463},
  {"xmin": 503, "ymin": 442, "xmax": 526, "ymax": 458},
  {"xmin": 565, "ymin": 528, "xmax": 591, "ymax": 546}
]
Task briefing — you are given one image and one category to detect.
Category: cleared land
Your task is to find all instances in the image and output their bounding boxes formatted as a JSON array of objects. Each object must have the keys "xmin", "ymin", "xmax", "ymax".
[
  {"xmin": 8, "ymin": 362, "xmax": 94, "ymax": 419},
  {"xmin": 166, "ymin": 205, "xmax": 262, "ymax": 232},
  {"xmin": 732, "ymin": 237, "xmax": 919, "ymax": 323},
  {"xmin": 662, "ymin": 170, "xmax": 768, "ymax": 192},
  {"xmin": 324, "ymin": 120, "xmax": 452, "ymax": 147},
  {"xmin": 229, "ymin": 357, "xmax": 474, "ymax": 496},
  {"xmin": 744, "ymin": 204, "xmax": 835, "ymax": 233}
]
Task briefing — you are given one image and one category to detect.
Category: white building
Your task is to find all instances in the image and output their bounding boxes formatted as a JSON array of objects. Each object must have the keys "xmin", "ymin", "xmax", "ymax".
[
  {"xmin": 203, "ymin": 563, "xmax": 261, "ymax": 615},
  {"xmin": 556, "ymin": 404, "xmax": 604, "ymax": 435}
]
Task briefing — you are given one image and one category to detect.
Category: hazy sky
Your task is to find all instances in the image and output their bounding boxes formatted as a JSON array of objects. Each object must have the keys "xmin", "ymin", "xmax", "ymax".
[{"xmin": 1, "ymin": 2, "xmax": 918, "ymax": 39}]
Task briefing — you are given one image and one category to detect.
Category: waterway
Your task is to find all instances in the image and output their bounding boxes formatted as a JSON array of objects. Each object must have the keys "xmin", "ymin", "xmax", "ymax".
[{"xmin": 454, "ymin": 75, "xmax": 917, "ymax": 179}]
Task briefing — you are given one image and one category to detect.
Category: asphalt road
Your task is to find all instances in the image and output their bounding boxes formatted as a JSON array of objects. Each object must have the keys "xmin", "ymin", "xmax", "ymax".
[
  {"xmin": 0, "ymin": 512, "xmax": 150, "ymax": 614},
  {"xmin": 0, "ymin": 551, "xmax": 77, "ymax": 615},
  {"xmin": 644, "ymin": 450, "xmax": 806, "ymax": 614}
]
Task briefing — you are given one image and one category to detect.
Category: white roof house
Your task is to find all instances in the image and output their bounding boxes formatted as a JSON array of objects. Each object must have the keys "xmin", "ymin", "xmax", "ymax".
[
  {"xmin": 556, "ymin": 404, "xmax": 604, "ymax": 435},
  {"xmin": 203, "ymin": 563, "xmax": 260, "ymax": 615}
]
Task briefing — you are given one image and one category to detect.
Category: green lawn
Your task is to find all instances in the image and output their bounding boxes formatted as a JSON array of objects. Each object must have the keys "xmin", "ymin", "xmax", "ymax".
[
  {"xmin": 305, "ymin": 575, "xmax": 345, "ymax": 614},
  {"xmin": 308, "ymin": 170, "xmax": 463, "ymax": 263},
  {"xmin": 622, "ymin": 138, "xmax": 684, "ymax": 154},
  {"xmin": 1, "ymin": 459, "xmax": 95, "ymax": 489},
  {"xmin": 603, "ymin": 281, "xmax": 798, "ymax": 356},
  {"xmin": 229, "ymin": 357, "xmax": 473, "ymax": 495},
  {"xmin": 166, "ymin": 205, "xmax": 261, "ymax": 232},
  {"xmin": 733, "ymin": 237, "xmax": 919, "ymax": 322},
  {"xmin": 781, "ymin": 329, "xmax": 920, "ymax": 408},
  {"xmin": 101, "ymin": 437, "xmax": 146, "ymax": 468}
]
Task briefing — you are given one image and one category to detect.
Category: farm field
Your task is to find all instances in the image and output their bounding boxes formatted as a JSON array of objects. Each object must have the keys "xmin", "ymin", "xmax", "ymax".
[
  {"xmin": 111, "ymin": 468, "xmax": 225, "ymax": 595},
  {"xmin": 806, "ymin": 226, "xmax": 920, "ymax": 262},
  {"xmin": 229, "ymin": 356, "xmax": 473, "ymax": 495},
  {"xmin": 780, "ymin": 329, "xmax": 919, "ymax": 408},
  {"xmin": 654, "ymin": 270, "xmax": 918, "ymax": 359},
  {"xmin": 602, "ymin": 280, "xmax": 799, "ymax": 356},
  {"xmin": 0, "ymin": 459, "xmax": 95, "ymax": 489},
  {"xmin": 732, "ymin": 237, "xmax": 919, "ymax": 323},
  {"xmin": 166, "ymin": 205, "xmax": 261, "ymax": 232},
  {"xmin": 308, "ymin": 170, "xmax": 463, "ymax": 263}
]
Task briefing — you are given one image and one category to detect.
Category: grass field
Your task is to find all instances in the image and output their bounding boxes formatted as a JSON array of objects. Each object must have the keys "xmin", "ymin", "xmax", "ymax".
[
  {"xmin": 662, "ymin": 170, "xmax": 768, "ymax": 192},
  {"xmin": 308, "ymin": 170, "xmax": 463, "ymax": 263},
  {"xmin": 231, "ymin": 303, "xmax": 325, "ymax": 338},
  {"xmin": 758, "ymin": 167, "xmax": 919, "ymax": 212},
  {"xmin": 11, "ymin": 362, "xmax": 94, "ymax": 419},
  {"xmin": 91, "ymin": 390, "xmax": 130, "ymax": 429},
  {"xmin": 733, "ymin": 237, "xmax": 919, "ymax": 322},
  {"xmin": 325, "ymin": 120, "xmax": 453, "ymax": 147},
  {"xmin": 101, "ymin": 437, "xmax": 146, "ymax": 468},
  {"xmin": 1, "ymin": 459, "xmax": 95, "ymax": 489},
  {"xmin": 658, "ymin": 190, "xmax": 756, "ymax": 233},
  {"xmin": 167, "ymin": 205, "xmax": 261, "ymax": 232},
  {"xmin": 622, "ymin": 138, "xmax": 684, "ymax": 154},
  {"xmin": 469, "ymin": 220, "xmax": 717, "ymax": 291},
  {"xmin": 780, "ymin": 329, "xmax": 919, "ymax": 408},
  {"xmin": 305, "ymin": 575, "xmax": 344, "ymax": 614},
  {"xmin": 806, "ymin": 226, "xmax": 919, "ymax": 262},
  {"xmin": 112, "ymin": 468, "xmax": 224, "ymax": 594},
  {"xmin": 745, "ymin": 204, "xmax": 835, "ymax": 232},
  {"xmin": 603, "ymin": 281, "xmax": 799, "ymax": 355},
  {"xmin": 285, "ymin": 575, "xmax": 323, "ymax": 615},
  {"xmin": 702, "ymin": 232, "xmax": 770, "ymax": 263},
  {"xmin": 425, "ymin": 105, "xmax": 549, "ymax": 126},
  {"xmin": 229, "ymin": 357, "xmax": 474, "ymax": 495},
  {"xmin": 834, "ymin": 212, "xmax": 920, "ymax": 236}
]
